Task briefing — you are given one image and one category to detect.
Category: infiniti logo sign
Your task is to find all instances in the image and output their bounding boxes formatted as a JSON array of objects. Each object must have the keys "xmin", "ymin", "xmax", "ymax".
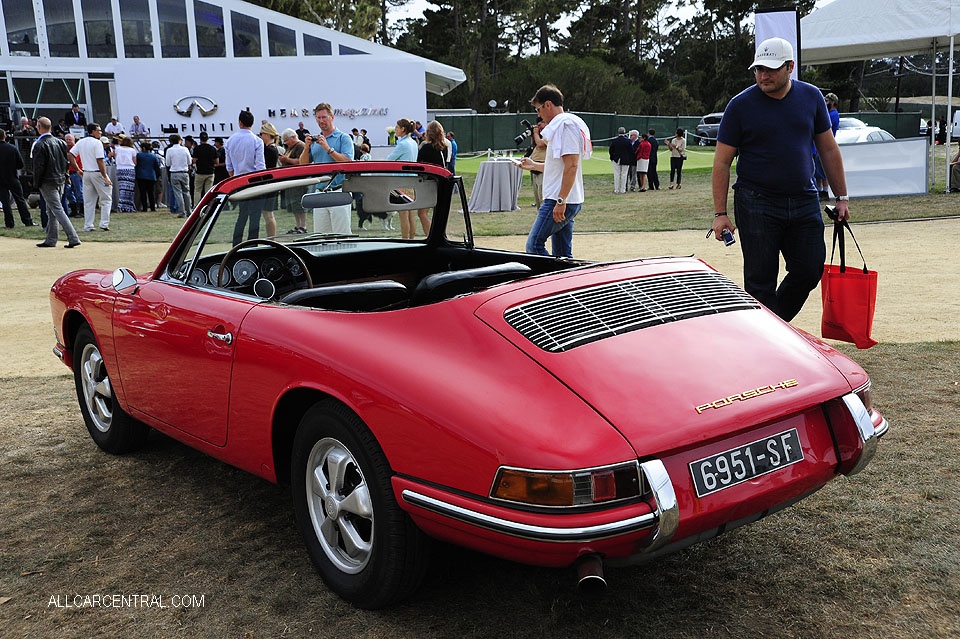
[{"xmin": 173, "ymin": 96, "xmax": 218, "ymax": 117}]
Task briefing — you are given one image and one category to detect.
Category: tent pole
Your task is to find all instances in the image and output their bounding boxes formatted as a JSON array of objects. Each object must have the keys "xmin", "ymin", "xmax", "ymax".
[
  {"xmin": 931, "ymin": 39, "xmax": 937, "ymax": 192},
  {"xmin": 947, "ymin": 35, "xmax": 955, "ymax": 193}
]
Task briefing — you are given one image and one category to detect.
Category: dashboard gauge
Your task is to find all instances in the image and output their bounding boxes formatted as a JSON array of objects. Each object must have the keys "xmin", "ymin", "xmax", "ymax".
[
  {"xmin": 261, "ymin": 257, "xmax": 284, "ymax": 281},
  {"xmin": 188, "ymin": 268, "xmax": 208, "ymax": 286},
  {"xmin": 286, "ymin": 257, "xmax": 303, "ymax": 277},
  {"xmin": 232, "ymin": 259, "xmax": 258, "ymax": 286},
  {"xmin": 209, "ymin": 263, "xmax": 230, "ymax": 286},
  {"xmin": 253, "ymin": 278, "xmax": 276, "ymax": 299}
]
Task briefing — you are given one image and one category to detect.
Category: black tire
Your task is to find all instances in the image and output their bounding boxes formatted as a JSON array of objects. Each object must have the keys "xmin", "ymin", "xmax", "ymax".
[
  {"xmin": 72, "ymin": 324, "xmax": 149, "ymax": 454},
  {"xmin": 291, "ymin": 400, "xmax": 430, "ymax": 608}
]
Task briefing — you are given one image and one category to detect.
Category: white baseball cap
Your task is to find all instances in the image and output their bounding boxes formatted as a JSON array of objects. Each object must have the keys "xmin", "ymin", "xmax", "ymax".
[{"xmin": 750, "ymin": 37, "xmax": 794, "ymax": 70}]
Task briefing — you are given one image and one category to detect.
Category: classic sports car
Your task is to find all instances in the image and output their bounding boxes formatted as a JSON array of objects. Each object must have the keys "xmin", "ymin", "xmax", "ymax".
[{"xmin": 49, "ymin": 160, "xmax": 887, "ymax": 608}]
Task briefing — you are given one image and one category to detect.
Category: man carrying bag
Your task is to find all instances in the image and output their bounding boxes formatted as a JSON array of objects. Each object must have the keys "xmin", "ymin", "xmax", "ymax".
[{"xmin": 821, "ymin": 206, "xmax": 878, "ymax": 349}]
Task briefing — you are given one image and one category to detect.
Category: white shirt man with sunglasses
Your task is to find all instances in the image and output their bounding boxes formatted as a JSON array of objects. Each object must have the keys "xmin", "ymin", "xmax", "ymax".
[{"xmin": 712, "ymin": 37, "xmax": 850, "ymax": 322}]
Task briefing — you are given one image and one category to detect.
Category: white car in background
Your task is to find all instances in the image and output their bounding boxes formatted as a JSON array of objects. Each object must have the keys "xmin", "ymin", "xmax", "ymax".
[{"xmin": 835, "ymin": 117, "xmax": 895, "ymax": 144}]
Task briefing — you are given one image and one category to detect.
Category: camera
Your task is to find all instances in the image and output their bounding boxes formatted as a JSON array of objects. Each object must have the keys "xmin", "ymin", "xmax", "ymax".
[{"xmin": 514, "ymin": 119, "xmax": 535, "ymax": 145}]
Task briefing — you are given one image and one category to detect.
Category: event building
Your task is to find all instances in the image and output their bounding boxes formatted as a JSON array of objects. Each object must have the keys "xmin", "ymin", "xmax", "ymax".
[{"xmin": 0, "ymin": 0, "xmax": 465, "ymax": 144}]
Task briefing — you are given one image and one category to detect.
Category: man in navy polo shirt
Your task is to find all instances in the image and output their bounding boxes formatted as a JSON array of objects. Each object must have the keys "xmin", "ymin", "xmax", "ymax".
[
  {"xmin": 298, "ymin": 102, "xmax": 354, "ymax": 234},
  {"xmin": 711, "ymin": 37, "xmax": 850, "ymax": 322}
]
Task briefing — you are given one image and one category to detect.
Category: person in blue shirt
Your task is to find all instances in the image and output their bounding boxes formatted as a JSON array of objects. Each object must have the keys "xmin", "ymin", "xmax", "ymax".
[
  {"xmin": 385, "ymin": 118, "xmax": 419, "ymax": 238},
  {"xmin": 297, "ymin": 102, "xmax": 354, "ymax": 234},
  {"xmin": 814, "ymin": 93, "xmax": 841, "ymax": 197},
  {"xmin": 712, "ymin": 37, "xmax": 850, "ymax": 322}
]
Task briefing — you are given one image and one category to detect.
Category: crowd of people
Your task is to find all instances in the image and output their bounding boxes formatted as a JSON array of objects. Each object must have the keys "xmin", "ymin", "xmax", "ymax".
[
  {"xmin": 608, "ymin": 127, "xmax": 688, "ymax": 193},
  {"xmin": 1, "ymin": 101, "xmax": 462, "ymax": 247}
]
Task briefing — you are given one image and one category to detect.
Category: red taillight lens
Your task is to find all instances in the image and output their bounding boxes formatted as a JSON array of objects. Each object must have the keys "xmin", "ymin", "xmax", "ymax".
[{"xmin": 592, "ymin": 471, "xmax": 616, "ymax": 502}]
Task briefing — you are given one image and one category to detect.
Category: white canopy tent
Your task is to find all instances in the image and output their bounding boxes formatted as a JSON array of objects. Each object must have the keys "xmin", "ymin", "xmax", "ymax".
[{"xmin": 801, "ymin": 0, "xmax": 960, "ymax": 190}]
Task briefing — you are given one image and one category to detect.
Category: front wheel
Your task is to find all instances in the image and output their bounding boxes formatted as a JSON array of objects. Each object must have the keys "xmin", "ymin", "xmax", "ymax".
[
  {"xmin": 291, "ymin": 400, "xmax": 430, "ymax": 608},
  {"xmin": 73, "ymin": 324, "xmax": 149, "ymax": 453}
]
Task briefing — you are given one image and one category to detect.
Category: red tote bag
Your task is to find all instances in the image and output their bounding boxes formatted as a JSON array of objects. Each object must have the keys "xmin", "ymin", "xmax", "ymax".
[{"xmin": 820, "ymin": 211, "xmax": 878, "ymax": 349}]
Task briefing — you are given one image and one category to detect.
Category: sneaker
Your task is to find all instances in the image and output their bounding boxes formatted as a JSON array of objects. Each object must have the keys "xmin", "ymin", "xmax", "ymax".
[
  {"xmin": 84, "ymin": 227, "xmax": 95, "ymax": 232},
  {"xmin": 99, "ymin": 226, "xmax": 110, "ymax": 231},
  {"xmin": 37, "ymin": 242, "xmax": 56, "ymax": 247},
  {"xmin": 65, "ymin": 241, "xmax": 81, "ymax": 248}
]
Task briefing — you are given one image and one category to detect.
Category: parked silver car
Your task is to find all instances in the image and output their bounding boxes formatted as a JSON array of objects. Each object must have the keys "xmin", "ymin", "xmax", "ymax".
[{"xmin": 695, "ymin": 112, "xmax": 724, "ymax": 146}]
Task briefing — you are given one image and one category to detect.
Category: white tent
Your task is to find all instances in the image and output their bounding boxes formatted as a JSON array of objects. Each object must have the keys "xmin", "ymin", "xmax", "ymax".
[{"xmin": 801, "ymin": 0, "xmax": 960, "ymax": 190}]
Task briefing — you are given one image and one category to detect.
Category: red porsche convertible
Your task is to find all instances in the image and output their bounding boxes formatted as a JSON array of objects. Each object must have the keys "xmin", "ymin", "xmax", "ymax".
[{"xmin": 49, "ymin": 161, "xmax": 887, "ymax": 608}]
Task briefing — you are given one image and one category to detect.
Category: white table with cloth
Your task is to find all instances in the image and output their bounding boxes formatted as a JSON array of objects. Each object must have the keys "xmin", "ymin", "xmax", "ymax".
[{"xmin": 467, "ymin": 158, "xmax": 523, "ymax": 212}]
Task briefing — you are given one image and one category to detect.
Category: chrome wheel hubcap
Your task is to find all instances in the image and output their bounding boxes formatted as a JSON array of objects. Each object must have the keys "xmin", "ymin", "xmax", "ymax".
[
  {"xmin": 306, "ymin": 437, "xmax": 374, "ymax": 574},
  {"xmin": 79, "ymin": 342, "xmax": 113, "ymax": 432}
]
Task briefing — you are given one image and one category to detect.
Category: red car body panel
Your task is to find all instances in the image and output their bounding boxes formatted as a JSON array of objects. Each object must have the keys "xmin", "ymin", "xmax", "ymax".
[{"xmin": 228, "ymin": 300, "xmax": 639, "ymax": 490}]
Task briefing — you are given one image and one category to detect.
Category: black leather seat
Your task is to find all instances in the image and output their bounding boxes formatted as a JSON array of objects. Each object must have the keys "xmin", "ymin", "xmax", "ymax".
[
  {"xmin": 411, "ymin": 262, "xmax": 533, "ymax": 305},
  {"xmin": 282, "ymin": 280, "xmax": 408, "ymax": 311}
]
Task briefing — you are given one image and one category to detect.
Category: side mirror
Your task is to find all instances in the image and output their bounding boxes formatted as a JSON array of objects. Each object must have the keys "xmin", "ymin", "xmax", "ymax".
[{"xmin": 111, "ymin": 267, "xmax": 139, "ymax": 294}]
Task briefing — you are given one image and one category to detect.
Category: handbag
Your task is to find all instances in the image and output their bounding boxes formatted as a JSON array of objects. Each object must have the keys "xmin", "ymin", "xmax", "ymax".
[{"xmin": 820, "ymin": 208, "xmax": 878, "ymax": 349}]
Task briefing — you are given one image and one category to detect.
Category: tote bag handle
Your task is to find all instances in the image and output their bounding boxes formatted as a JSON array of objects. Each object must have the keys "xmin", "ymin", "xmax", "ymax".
[{"xmin": 826, "ymin": 205, "xmax": 868, "ymax": 275}]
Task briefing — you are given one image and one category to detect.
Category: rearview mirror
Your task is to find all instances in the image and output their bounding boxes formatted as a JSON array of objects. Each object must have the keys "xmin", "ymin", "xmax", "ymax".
[{"xmin": 301, "ymin": 192, "xmax": 355, "ymax": 209}]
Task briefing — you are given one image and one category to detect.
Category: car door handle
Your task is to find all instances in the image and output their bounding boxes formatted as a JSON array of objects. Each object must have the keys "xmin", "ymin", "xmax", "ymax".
[{"xmin": 207, "ymin": 330, "xmax": 233, "ymax": 345}]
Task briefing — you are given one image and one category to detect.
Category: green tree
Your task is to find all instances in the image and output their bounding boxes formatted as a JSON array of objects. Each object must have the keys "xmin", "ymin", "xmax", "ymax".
[{"xmin": 249, "ymin": 0, "xmax": 381, "ymax": 39}]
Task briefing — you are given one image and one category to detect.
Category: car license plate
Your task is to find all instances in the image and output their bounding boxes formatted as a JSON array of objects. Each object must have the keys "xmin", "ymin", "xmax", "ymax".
[{"xmin": 689, "ymin": 428, "xmax": 804, "ymax": 498}]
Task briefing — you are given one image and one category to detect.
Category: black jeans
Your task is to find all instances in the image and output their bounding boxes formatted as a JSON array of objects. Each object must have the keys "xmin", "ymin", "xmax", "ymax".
[
  {"xmin": 670, "ymin": 157, "xmax": 684, "ymax": 185},
  {"xmin": 137, "ymin": 178, "xmax": 156, "ymax": 211},
  {"xmin": 734, "ymin": 187, "xmax": 825, "ymax": 322}
]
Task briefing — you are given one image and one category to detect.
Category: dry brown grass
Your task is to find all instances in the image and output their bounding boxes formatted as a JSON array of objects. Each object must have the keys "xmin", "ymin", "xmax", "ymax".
[{"xmin": 1, "ymin": 341, "xmax": 958, "ymax": 638}]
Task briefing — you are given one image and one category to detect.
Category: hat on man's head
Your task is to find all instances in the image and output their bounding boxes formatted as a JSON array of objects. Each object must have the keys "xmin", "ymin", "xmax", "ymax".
[
  {"xmin": 824, "ymin": 92, "xmax": 839, "ymax": 105},
  {"xmin": 750, "ymin": 37, "xmax": 794, "ymax": 70},
  {"xmin": 617, "ymin": 127, "xmax": 626, "ymax": 134},
  {"xmin": 260, "ymin": 120, "xmax": 279, "ymax": 138}
]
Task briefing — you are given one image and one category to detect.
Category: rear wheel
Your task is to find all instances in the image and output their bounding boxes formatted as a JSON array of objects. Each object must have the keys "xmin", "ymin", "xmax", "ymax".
[
  {"xmin": 73, "ymin": 325, "xmax": 149, "ymax": 453},
  {"xmin": 291, "ymin": 400, "xmax": 430, "ymax": 608}
]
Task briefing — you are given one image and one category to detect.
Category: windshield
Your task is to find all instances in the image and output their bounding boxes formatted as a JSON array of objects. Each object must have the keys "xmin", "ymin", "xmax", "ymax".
[
  {"xmin": 167, "ymin": 166, "xmax": 465, "ymax": 288},
  {"xmin": 210, "ymin": 171, "xmax": 444, "ymax": 246}
]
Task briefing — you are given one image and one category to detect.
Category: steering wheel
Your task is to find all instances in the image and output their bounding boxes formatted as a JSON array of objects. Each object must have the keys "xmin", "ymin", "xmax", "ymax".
[{"xmin": 218, "ymin": 238, "xmax": 314, "ymax": 291}]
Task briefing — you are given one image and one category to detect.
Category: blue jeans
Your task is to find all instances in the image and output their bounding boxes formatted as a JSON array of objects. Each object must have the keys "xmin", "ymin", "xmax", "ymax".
[
  {"xmin": 734, "ymin": 187, "xmax": 825, "ymax": 322},
  {"xmin": 526, "ymin": 199, "xmax": 582, "ymax": 258},
  {"xmin": 65, "ymin": 172, "xmax": 83, "ymax": 205}
]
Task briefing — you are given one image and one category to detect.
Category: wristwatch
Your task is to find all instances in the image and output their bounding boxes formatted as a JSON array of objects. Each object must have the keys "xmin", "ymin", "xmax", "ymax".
[
  {"xmin": 835, "ymin": 195, "xmax": 849, "ymax": 201},
  {"xmin": 556, "ymin": 197, "xmax": 565, "ymax": 205}
]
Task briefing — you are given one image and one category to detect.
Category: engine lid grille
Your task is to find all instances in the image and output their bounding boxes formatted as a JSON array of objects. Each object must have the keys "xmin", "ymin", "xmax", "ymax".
[{"xmin": 503, "ymin": 271, "xmax": 759, "ymax": 352}]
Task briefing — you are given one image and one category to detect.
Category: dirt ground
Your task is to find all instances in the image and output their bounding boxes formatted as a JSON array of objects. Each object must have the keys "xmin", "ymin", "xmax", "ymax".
[{"xmin": 2, "ymin": 217, "xmax": 958, "ymax": 378}]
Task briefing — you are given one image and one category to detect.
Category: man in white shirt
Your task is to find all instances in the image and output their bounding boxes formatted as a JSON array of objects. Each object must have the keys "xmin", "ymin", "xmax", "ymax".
[
  {"xmin": 164, "ymin": 134, "xmax": 193, "ymax": 218},
  {"xmin": 519, "ymin": 85, "xmax": 592, "ymax": 257},
  {"xmin": 68, "ymin": 122, "xmax": 113, "ymax": 231},
  {"xmin": 104, "ymin": 117, "xmax": 125, "ymax": 137}
]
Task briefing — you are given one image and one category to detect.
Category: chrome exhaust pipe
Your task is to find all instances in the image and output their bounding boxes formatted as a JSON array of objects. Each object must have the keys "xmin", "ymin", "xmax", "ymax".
[{"xmin": 575, "ymin": 554, "xmax": 607, "ymax": 594}]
